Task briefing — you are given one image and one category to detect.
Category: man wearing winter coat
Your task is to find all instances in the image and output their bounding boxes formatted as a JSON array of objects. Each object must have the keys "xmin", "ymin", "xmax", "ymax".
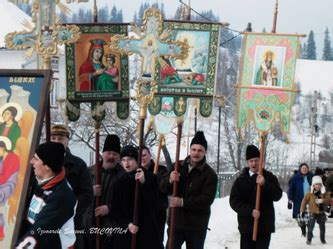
[
  {"xmin": 50, "ymin": 124, "xmax": 93, "ymax": 249},
  {"xmin": 110, "ymin": 145, "xmax": 164, "ymax": 249},
  {"xmin": 229, "ymin": 144, "xmax": 282, "ymax": 249},
  {"xmin": 17, "ymin": 142, "xmax": 76, "ymax": 249},
  {"xmin": 84, "ymin": 134, "xmax": 124, "ymax": 249},
  {"xmin": 161, "ymin": 131, "xmax": 218, "ymax": 249},
  {"xmin": 141, "ymin": 145, "xmax": 168, "ymax": 242}
]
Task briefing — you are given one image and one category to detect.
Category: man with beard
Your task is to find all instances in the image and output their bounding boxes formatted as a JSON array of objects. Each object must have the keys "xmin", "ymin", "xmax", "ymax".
[{"xmin": 84, "ymin": 134, "xmax": 124, "ymax": 249}]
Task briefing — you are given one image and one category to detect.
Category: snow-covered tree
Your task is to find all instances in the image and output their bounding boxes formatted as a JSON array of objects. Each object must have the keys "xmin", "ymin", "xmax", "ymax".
[
  {"xmin": 306, "ymin": 30, "xmax": 317, "ymax": 60},
  {"xmin": 322, "ymin": 27, "xmax": 333, "ymax": 61}
]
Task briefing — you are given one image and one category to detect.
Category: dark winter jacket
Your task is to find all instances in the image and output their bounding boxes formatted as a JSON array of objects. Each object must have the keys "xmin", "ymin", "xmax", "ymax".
[
  {"xmin": 64, "ymin": 149, "xmax": 93, "ymax": 219},
  {"xmin": 229, "ymin": 167, "xmax": 282, "ymax": 235},
  {"xmin": 17, "ymin": 169, "xmax": 76, "ymax": 249},
  {"xmin": 145, "ymin": 159, "xmax": 169, "ymax": 210},
  {"xmin": 325, "ymin": 174, "xmax": 333, "ymax": 193},
  {"xmin": 160, "ymin": 156, "xmax": 218, "ymax": 231},
  {"xmin": 83, "ymin": 162, "xmax": 124, "ymax": 229},
  {"xmin": 288, "ymin": 172, "xmax": 313, "ymax": 218},
  {"xmin": 110, "ymin": 168, "xmax": 163, "ymax": 249}
]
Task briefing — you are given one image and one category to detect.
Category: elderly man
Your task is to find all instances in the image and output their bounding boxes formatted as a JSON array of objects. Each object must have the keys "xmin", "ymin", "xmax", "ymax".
[
  {"xmin": 17, "ymin": 142, "xmax": 76, "ymax": 249},
  {"xmin": 229, "ymin": 145, "xmax": 282, "ymax": 249},
  {"xmin": 50, "ymin": 124, "xmax": 93, "ymax": 249},
  {"xmin": 84, "ymin": 134, "xmax": 124, "ymax": 249},
  {"xmin": 161, "ymin": 131, "xmax": 217, "ymax": 249}
]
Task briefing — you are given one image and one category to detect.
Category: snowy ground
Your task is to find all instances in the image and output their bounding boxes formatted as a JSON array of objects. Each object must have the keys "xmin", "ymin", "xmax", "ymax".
[{"xmin": 204, "ymin": 193, "xmax": 333, "ymax": 249}]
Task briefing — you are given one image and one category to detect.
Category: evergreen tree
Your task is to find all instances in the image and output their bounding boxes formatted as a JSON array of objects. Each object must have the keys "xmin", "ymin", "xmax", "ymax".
[
  {"xmin": 174, "ymin": 6, "xmax": 182, "ymax": 20},
  {"xmin": 322, "ymin": 27, "xmax": 333, "ymax": 61},
  {"xmin": 110, "ymin": 6, "xmax": 117, "ymax": 22},
  {"xmin": 306, "ymin": 30, "xmax": 317, "ymax": 60},
  {"xmin": 138, "ymin": 3, "xmax": 145, "ymax": 26},
  {"xmin": 98, "ymin": 6, "xmax": 109, "ymax": 23},
  {"xmin": 116, "ymin": 10, "xmax": 123, "ymax": 22},
  {"xmin": 84, "ymin": 9, "xmax": 93, "ymax": 23},
  {"xmin": 301, "ymin": 42, "xmax": 307, "ymax": 59},
  {"xmin": 133, "ymin": 11, "xmax": 138, "ymax": 24},
  {"xmin": 160, "ymin": 2, "xmax": 166, "ymax": 18},
  {"xmin": 78, "ymin": 8, "xmax": 85, "ymax": 23},
  {"xmin": 71, "ymin": 12, "xmax": 79, "ymax": 23}
]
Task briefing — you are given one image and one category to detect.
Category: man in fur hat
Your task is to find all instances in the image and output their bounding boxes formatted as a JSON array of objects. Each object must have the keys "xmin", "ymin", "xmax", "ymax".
[
  {"xmin": 161, "ymin": 131, "xmax": 217, "ymax": 249},
  {"xmin": 229, "ymin": 144, "xmax": 282, "ymax": 249},
  {"xmin": 84, "ymin": 134, "xmax": 124, "ymax": 249},
  {"xmin": 50, "ymin": 124, "xmax": 93, "ymax": 249},
  {"xmin": 17, "ymin": 142, "xmax": 76, "ymax": 249}
]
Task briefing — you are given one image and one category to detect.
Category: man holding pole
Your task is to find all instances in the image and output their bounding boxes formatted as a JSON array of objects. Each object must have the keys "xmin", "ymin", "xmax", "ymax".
[
  {"xmin": 161, "ymin": 131, "xmax": 217, "ymax": 249},
  {"xmin": 84, "ymin": 134, "xmax": 124, "ymax": 249},
  {"xmin": 229, "ymin": 144, "xmax": 282, "ymax": 249}
]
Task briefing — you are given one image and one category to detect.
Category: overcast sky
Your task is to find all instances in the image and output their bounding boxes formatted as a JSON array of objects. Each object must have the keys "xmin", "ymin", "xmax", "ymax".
[{"xmin": 67, "ymin": 0, "xmax": 333, "ymax": 38}]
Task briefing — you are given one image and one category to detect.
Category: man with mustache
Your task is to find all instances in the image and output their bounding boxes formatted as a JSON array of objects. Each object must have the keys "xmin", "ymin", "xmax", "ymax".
[{"xmin": 84, "ymin": 134, "xmax": 124, "ymax": 249}]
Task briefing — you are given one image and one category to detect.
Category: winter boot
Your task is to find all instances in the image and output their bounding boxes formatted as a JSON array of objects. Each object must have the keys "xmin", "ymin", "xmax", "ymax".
[{"xmin": 301, "ymin": 224, "xmax": 306, "ymax": 237}]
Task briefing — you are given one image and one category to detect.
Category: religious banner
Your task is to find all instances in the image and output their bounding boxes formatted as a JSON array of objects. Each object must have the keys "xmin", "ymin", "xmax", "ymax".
[
  {"xmin": 149, "ymin": 20, "xmax": 221, "ymax": 117},
  {"xmin": 0, "ymin": 69, "xmax": 51, "ymax": 248},
  {"xmin": 236, "ymin": 32, "xmax": 302, "ymax": 134},
  {"xmin": 65, "ymin": 23, "xmax": 130, "ymax": 121}
]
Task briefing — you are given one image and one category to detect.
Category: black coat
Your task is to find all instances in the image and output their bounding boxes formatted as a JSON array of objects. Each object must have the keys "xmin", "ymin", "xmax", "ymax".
[
  {"xmin": 160, "ymin": 156, "xmax": 218, "ymax": 231},
  {"xmin": 146, "ymin": 159, "xmax": 169, "ymax": 210},
  {"xmin": 110, "ymin": 168, "xmax": 164, "ymax": 249},
  {"xmin": 229, "ymin": 168, "xmax": 282, "ymax": 234},
  {"xmin": 83, "ymin": 163, "xmax": 124, "ymax": 229},
  {"xmin": 64, "ymin": 149, "xmax": 93, "ymax": 218}
]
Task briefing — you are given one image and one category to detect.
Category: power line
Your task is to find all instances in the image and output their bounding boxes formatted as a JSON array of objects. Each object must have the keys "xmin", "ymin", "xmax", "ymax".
[
  {"xmin": 178, "ymin": 0, "xmax": 242, "ymax": 34},
  {"xmin": 178, "ymin": 0, "xmax": 243, "ymax": 46}
]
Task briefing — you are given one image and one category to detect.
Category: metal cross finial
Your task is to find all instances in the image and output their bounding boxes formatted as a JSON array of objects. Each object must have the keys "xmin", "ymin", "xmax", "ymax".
[
  {"xmin": 5, "ymin": 0, "xmax": 81, "ymax": 69},
  {"xmin": 111, "ymin": 8, "xmax": 189, "ymax": 117}
]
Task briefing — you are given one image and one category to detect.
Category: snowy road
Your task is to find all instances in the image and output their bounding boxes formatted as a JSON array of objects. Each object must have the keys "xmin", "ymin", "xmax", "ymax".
[
  {"xmin": 204, "ymin": 193, "xmax": 333, "ymax": 249},
  {"xmin": 225, "ymin": 219, "xmax": 333, "ymax": 249}
]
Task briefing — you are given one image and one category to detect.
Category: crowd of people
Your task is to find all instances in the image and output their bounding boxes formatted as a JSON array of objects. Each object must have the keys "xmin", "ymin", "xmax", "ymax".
[{"xmin": 12, "ymin": 124, "xmax": 333, "ymax": 249}]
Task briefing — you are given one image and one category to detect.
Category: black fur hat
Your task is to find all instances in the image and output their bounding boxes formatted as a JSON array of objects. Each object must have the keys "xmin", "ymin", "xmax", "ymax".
[
  {"xmin": 246, "ymin": 145, "xmax": 260, "ymax": 160},
  {"xmin": 190, "ymin": 131, "xmax": 207, "ymax": 150},
  {"xmin": 103, "ymin": 134, "xmax": 121, "ymax": 153}
]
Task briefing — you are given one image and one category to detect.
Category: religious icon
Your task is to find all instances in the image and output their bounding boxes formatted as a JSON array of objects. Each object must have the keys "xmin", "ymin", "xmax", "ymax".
[
  {"xmin": 0, "ymin": 69, "xmax": 51, "ymax": 248},
  {"xmin": 252, "ymin": 46, "xmax": 286, "ymax": 87},
  {"xmin": 66, "ymin": 24, "xmax": 129, "ymax": 103}
]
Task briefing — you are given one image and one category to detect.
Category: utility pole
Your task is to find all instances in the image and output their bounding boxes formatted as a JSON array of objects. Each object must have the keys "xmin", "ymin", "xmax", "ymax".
[{"xmin": 310, "ymin": 90, "xmax": 319, "ymax": 167}]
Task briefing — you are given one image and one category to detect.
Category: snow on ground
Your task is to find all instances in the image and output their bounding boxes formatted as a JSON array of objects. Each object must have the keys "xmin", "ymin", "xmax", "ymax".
[{"xmin": 205, "ymin": 193, "xmax": 333, "ymax": 249}]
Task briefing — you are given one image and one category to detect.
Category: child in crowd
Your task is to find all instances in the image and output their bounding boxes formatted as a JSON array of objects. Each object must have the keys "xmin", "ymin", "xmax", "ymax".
[{"xmin": 300, "ymin": 175, "xmax": 331, "ymax": 245}]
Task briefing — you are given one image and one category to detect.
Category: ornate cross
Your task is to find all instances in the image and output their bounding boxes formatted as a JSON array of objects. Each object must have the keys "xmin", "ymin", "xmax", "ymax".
[
  {"xmin": 5, "ymin": 0, "xmax": 81, "ymax": 69},
  {"xmin": 110, "ymin": 8, "xmax": 189, "ymax": 110}
]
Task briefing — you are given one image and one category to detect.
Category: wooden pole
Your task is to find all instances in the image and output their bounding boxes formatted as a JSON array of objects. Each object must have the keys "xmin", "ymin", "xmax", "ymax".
[
  {"xmin": 168, "ymin": 118, "xmax": 184, "ymax": 249},
  {"xmin": 131, "ymin": 104, "xmax": 147, "ymax": 249},
  {"xmin": 252, "ymin": 134, "xmax": 266, "ymax": 241},
  {"xmin": 93, "ymin": 0, "xmax": 98, "ymax": 23},
  {"xmin": 43, "ymin": 57, "xmax": 51, "ymax": 142},
  {"xmin": 153, "ymin": 135, "xmax": 164, "ymax": 175},
  {"xmin": 271, "ymin": 0, "xmax": 278, "ymax": 33},
  {"xmin": 95, "ymin": 123, "xmax": 101, "ymax": 249}
]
